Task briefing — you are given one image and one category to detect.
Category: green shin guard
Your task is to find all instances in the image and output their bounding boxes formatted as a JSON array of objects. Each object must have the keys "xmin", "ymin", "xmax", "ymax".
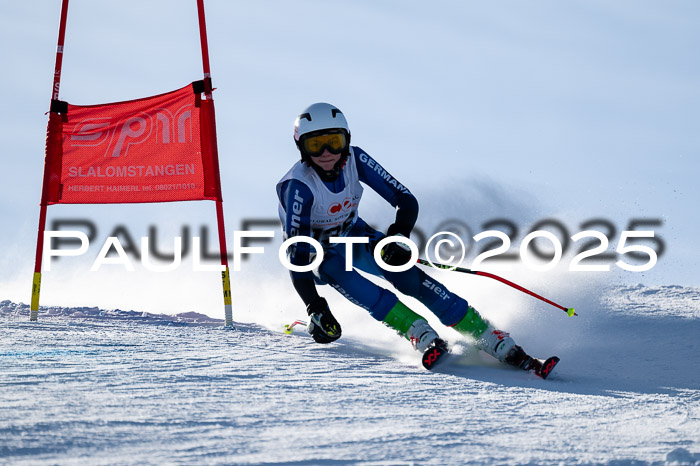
[
  {"xmin": 451, "ymin": 306, "xmax": 489, "ymax": 338},
  {"xmin": 382, "ymin": 301, "xmax": 425, "ymax": 338}
]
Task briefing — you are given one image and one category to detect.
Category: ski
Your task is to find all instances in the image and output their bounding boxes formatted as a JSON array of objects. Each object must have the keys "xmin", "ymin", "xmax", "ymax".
[
  {"xmin": 532, "ymin": 356, "xmax": 560, "ymax": 380},
  {"xmin": 283, "ymin": 320, "xmax": 307, "ymax": 334},
  {"xmin": 421, "ymin": 339, "xmax": 449, "ymax": 370},
  {"xmin": 283, "ymin": 318, "xmax": 557, "ymax": 378}
]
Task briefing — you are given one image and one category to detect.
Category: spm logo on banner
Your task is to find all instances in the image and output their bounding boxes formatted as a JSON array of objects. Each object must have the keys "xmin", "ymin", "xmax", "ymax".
[{"xmin": 69, "ymin": 106, "xmax": 193, "ymax": 159}]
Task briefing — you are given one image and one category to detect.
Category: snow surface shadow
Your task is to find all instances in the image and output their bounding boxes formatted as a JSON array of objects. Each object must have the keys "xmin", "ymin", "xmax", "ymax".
[
  {"xmin": 3, "ymin": 297, "xmax": 697, "ymax": 399},
  {"xmin": 408, "ymin": 310, "xmax": 700, "ymax": 399},
  {"xmin": 272, "ymin": 308, "xmax": 700, "ymax": 399}
]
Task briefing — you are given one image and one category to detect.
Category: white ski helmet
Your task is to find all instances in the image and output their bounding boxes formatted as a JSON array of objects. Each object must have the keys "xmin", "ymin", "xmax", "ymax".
[
  {"xmin": 294, "ymin": 102, "xmax": 350, "ymax": 144},
  {"xmin": 293, "ymin": 102, "xmax": 351, "ymax": 180}
]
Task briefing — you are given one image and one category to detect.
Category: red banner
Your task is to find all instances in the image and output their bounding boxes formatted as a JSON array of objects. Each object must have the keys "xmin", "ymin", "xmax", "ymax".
[{"xmin": 43, "ymin": 82, "xmax": 221, "ymax": 204}]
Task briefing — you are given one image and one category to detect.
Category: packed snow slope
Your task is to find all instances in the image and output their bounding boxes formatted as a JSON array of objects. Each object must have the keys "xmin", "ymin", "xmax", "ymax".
[{"xmin": 1, "ymin": 284, "xmax": 699, "ymax": 465}]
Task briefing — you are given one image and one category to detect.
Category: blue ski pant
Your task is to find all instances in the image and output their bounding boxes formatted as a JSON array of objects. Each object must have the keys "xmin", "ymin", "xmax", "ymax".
[{"xmin": 314, "ymin": 218, "xmax": 469, "ymax": 326}]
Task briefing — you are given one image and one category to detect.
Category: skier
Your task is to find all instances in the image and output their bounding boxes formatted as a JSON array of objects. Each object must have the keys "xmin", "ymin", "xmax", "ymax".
[{"xmin": 276, "ymin": 102, "xmax": 556, "ymax": 377}]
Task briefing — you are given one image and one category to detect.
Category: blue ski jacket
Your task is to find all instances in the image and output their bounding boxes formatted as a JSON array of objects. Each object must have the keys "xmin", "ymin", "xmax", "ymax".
[{"xmin": 276, "ymin": 146, "xmax": 418, "ymax": 306}]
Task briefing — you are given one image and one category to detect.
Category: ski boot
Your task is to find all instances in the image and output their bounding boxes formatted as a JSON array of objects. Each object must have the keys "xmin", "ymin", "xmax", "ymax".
[
  {"xmin": 452, "ymin": 306, "xmax": 559, "ymax": 379},
  {"xmin": 383, "ymin": 301, "xmax": 449, "ymax": 370},
  {"xmin": 479, "ymin": 327, "xmax": 560, "ymax": 379},
  {"xmin": 504, "ymin": 345, "xmax": 560, "ymax": 379}
]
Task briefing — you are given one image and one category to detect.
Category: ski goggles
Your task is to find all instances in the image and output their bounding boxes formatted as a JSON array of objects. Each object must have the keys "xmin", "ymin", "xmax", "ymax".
[{"xmin": 300, "ymin": 131, "xmax": 348, "ymax": 157}]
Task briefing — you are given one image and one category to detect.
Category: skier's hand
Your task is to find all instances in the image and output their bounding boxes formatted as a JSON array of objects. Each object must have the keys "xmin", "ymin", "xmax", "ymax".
[
  {"xmin": 306, "ymin": 297, "xmax": 341, "ymax": 344},
  {"xmin": 380, "ymin": 232, "xmax": 413, "ymax": 267},
  {"xmin": 387, "ymin": 222, "xmax": 412, "ymax": 238}
]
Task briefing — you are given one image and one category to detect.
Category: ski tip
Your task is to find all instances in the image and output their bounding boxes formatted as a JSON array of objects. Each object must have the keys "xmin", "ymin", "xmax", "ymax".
[
  {"xmin": 283, "ymin": 320, "xmax": 308, "ymax": 335},
  {"xmin": 538, "ymin": 356, "xmax": 560, "ymax": 380},
  {"xmin": 566, "ymin": 308, "xmax": 576, "ymax": 317},
  {"xmin": 422, "ymin": 339, "xmax": 449, "ymax": 370}
]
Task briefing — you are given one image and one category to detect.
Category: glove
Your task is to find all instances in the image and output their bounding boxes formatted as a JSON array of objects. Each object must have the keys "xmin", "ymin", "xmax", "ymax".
[
  {"xmin": 381, "ymin": 224, "xmax": 413, "ymax": 267},
  {"xmin": 306, "ymin": 297, "xmax": 341, "ymax": 344}
]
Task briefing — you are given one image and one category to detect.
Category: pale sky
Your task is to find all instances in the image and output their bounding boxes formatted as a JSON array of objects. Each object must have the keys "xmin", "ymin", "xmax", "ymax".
[{"xmin": 1, "ymin": 1, "xmax": 698, "ymax": 317}]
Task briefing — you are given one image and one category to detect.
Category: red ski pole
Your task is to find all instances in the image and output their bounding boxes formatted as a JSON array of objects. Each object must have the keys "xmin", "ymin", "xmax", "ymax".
[{"xmin": 416, "ymin": 258, "xmax": 577, "ymax": 317}]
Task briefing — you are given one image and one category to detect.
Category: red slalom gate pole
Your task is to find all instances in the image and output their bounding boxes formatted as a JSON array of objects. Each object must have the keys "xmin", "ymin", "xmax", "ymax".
[
  {"xmin": 416, "ymin": 259, "xmax": 577, "ymax": 317},
  {"xmin": 30, "ymin": 0, "xmax": 70, "ymax": 322},
  {"xmin": 197, "ymin": 0, "xmax": 213, "ymax": 87},
  {"xmin": 196, "ymin": 0, "xmax": 233, "ymax": 327}
]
